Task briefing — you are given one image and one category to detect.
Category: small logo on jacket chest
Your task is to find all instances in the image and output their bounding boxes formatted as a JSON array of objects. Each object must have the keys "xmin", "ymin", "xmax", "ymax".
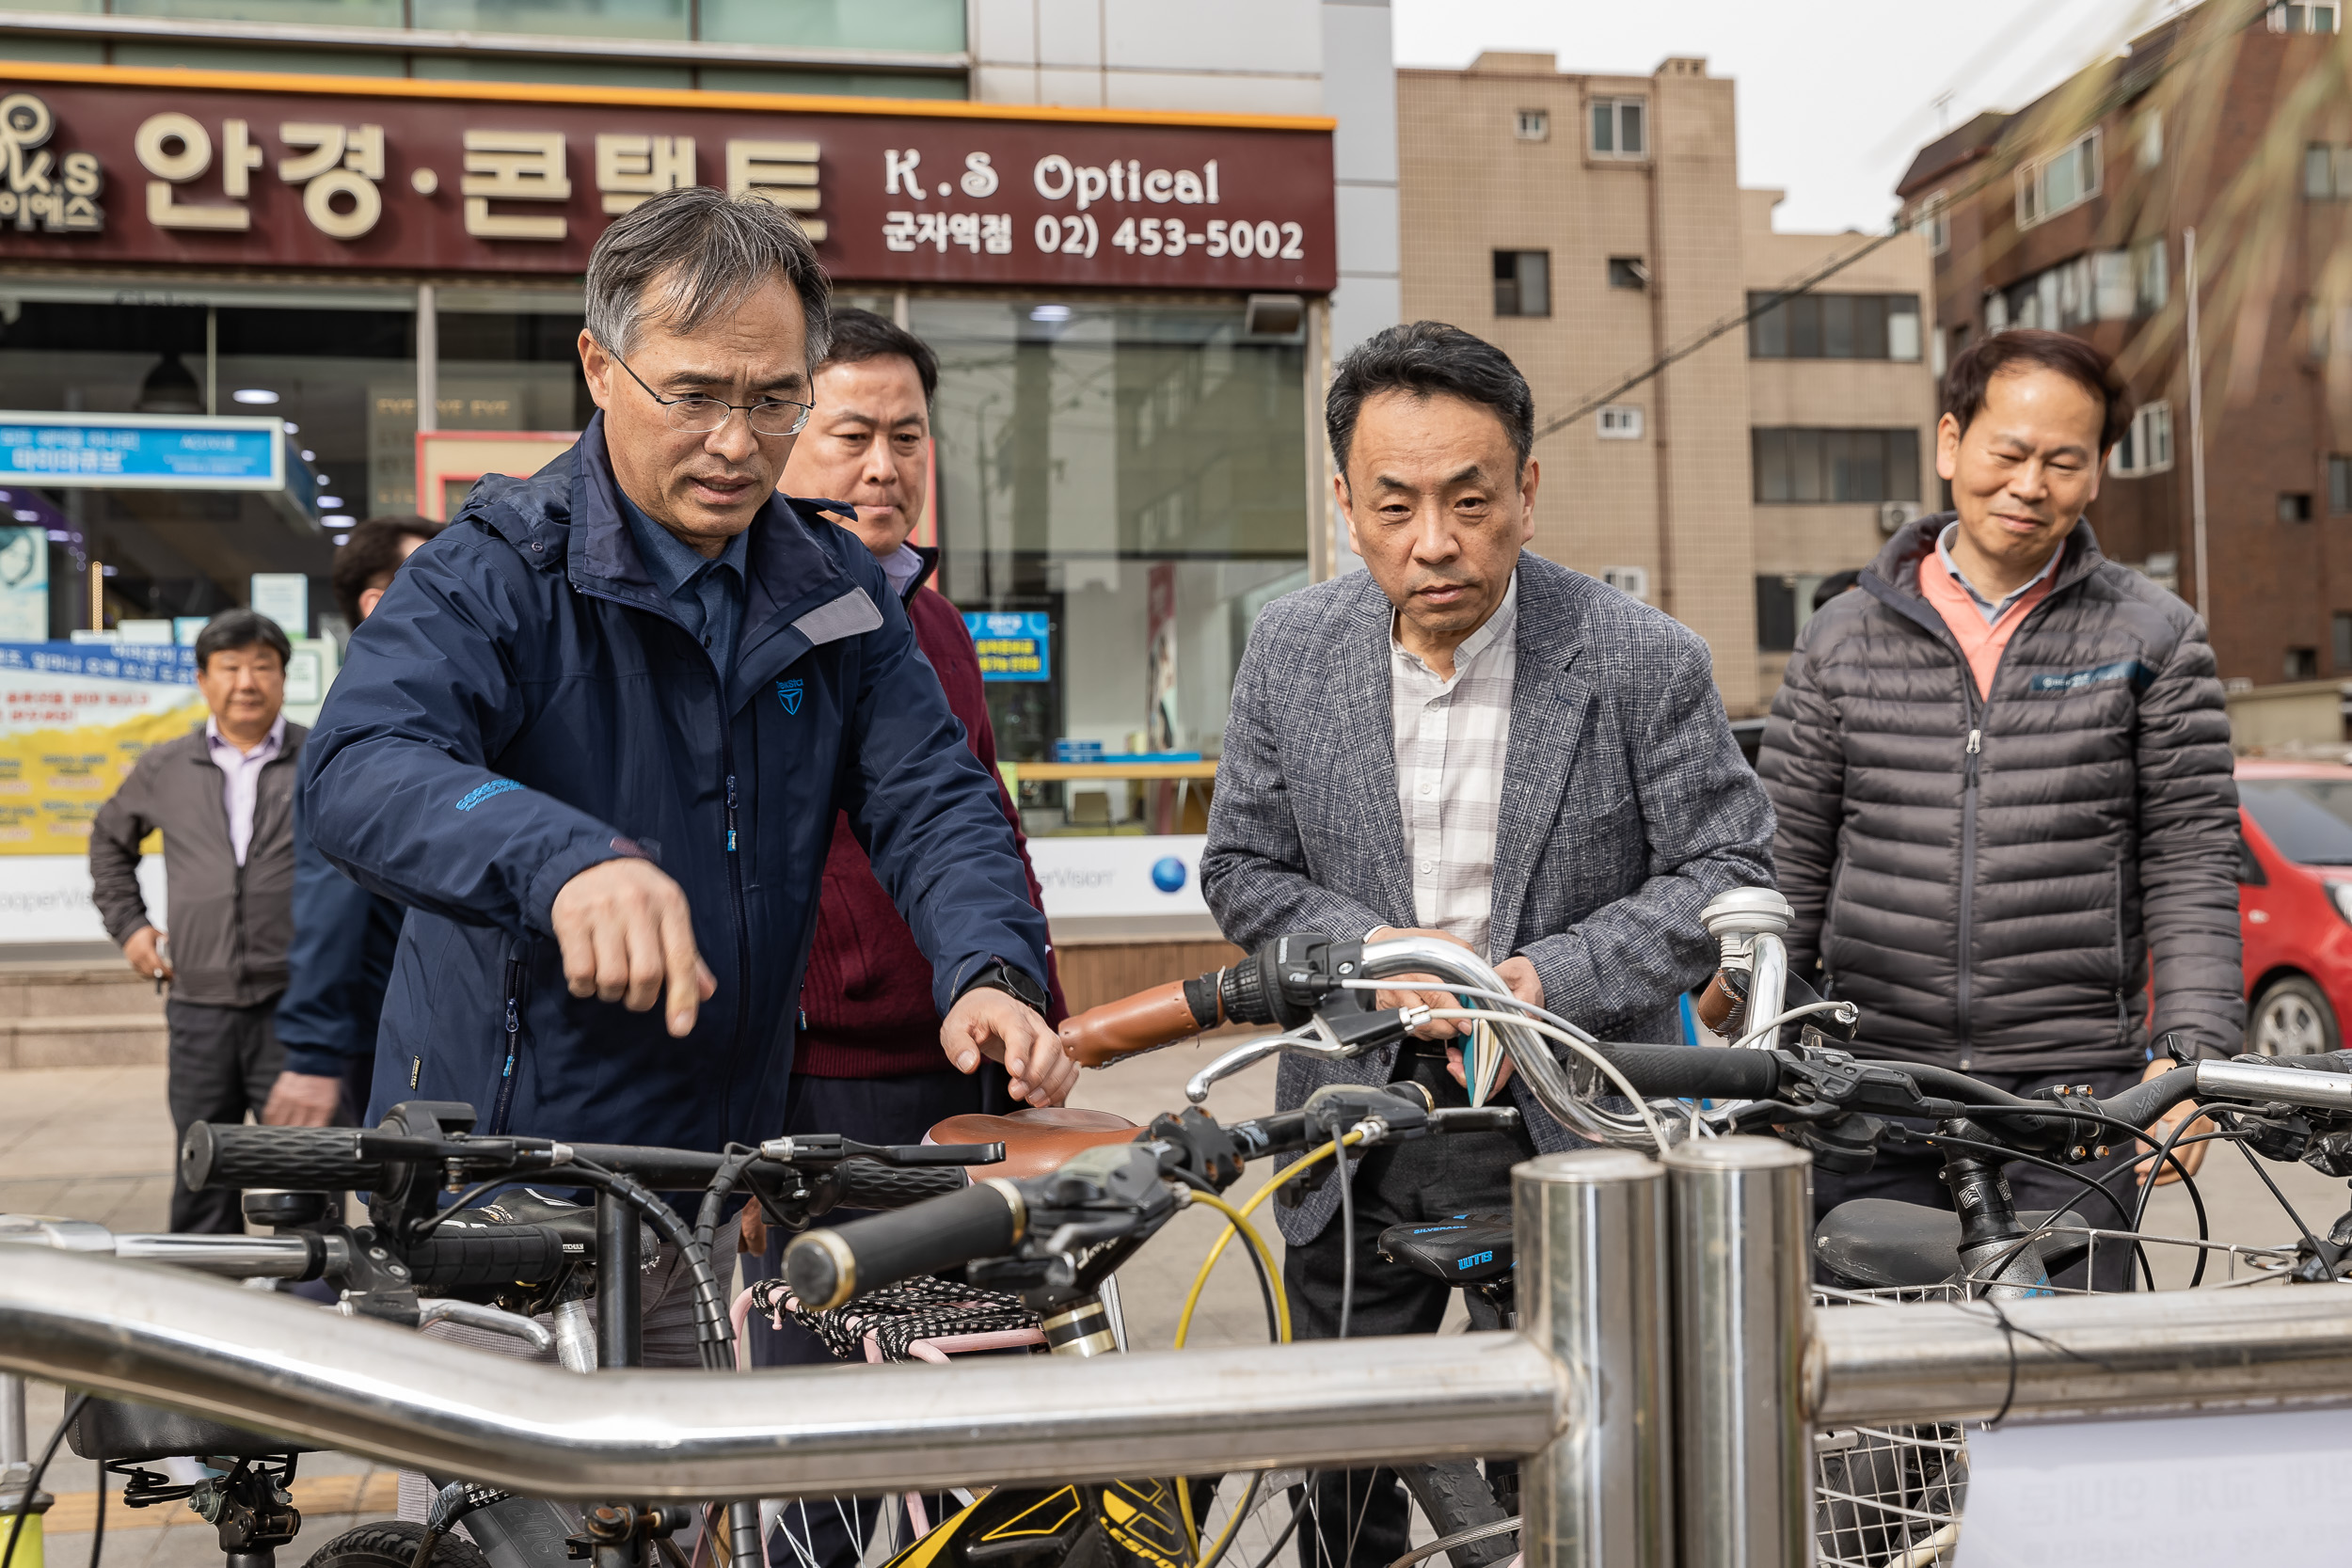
[
  {"xmin": 776, "ymin": 679, "xmax": 804, "ymax": 715},
  {"xmin": 2026, "ymin": 658, "xmax": 2154, "ymax": 695}
]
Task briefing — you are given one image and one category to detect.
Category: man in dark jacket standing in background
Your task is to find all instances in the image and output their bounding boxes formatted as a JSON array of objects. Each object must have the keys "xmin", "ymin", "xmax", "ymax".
[
  {"xmin": 1759, "ymin": 330, "xmax": 2242, "ymax": 1267},
  {"xmin": 90, "ymin": 610, "xmax": 303, "ymax": 1232},
  {"xmin": 262, "ymin": 514, "xmax": 444, "ymax": 1127},
  {"xmin": 747, "ymin": 308, "xmax": 1067, "ymax": 1367},
  {"xmin": 303, "ymin": 189, "xmax": 1071, "ymax": 1359}
]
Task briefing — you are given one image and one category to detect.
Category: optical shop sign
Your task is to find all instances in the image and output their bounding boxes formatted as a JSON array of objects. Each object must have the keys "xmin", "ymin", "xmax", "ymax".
[
  {"xmin": 0, "ymin": 645, "xmax": 197, "ymax": 943},
  {"xmin": 0, "ymin": 71, "xmax": 1335, "ymax": 291}
]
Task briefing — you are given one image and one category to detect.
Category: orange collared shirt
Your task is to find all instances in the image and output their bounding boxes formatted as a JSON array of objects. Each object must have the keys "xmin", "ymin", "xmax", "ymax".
[{"xmin": 1918, "ymin": 545, "xmax": 2058, "ymax": 701}]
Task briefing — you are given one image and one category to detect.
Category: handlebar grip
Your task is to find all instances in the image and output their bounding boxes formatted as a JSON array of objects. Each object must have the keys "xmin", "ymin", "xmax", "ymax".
[
  {"xmin": 182, "ymin": 1123, "xmax": 386, "ymax": 1194},
  {"xmin": 785, "ymin": 1179, "xmax": 1024, "ymax": 1310},
  {"xmin": 403, "ymin": 1225, "xmax": 567, "ymax": 1290},
  {"xmin": 830, "ymin": 1159, "xmax": 971, "ymax": 1212},
  {"xmin": 1596, "ymin": 1045, "xmax": 1785, "ymax": 1101},
  {"xmin": 1058, "ymin": 975, "xmax": 1223, "ymax": 1068}
]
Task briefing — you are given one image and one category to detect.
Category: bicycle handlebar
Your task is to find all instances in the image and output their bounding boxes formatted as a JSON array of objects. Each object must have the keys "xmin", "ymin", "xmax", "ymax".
[
  {"xmin": 183, "ymin": 1122, "xmax": 388, "ymax": 1194},
  {"xmin": 826, "ymin": 1159, "xmax": 972, "ymax": 1211},
  {"xmin": 1592, "ymin": 1043, "xmax": 1787, "ymax": 1101},
  {"xmin": 1059, "ymin": 975, "xmax": 1227, "ymax": 1067},
  {"xmin": 402, "ymin": 1225, "xmax": 569, "ymax": 1289},
  {"xmin": 787, "ymin": 1179, "xmax": 1023, "ymax": 1310}
]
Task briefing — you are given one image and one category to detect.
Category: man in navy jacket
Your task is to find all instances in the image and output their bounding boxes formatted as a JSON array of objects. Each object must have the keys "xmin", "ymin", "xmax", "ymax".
[{"xmin": 303, "ymin": 189, "xmax": 1070, "ymax": 1290}]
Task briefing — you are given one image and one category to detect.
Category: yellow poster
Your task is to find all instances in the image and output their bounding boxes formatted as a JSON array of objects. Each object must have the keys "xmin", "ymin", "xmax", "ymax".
[{"xmin": 0, "ymin": 646, "xmax": 205, "ymax": 855}]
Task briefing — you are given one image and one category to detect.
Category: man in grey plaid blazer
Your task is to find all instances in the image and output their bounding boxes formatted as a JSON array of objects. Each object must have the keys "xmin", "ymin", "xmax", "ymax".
[{"xmin": 1202, "ymin": 322, "xmax": 1772, "ymax": 1568}]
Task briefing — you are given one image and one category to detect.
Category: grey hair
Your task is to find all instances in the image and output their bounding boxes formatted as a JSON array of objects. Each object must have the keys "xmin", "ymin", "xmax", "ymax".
[{"xmin": 583, "ymin": 186, "xmax": 833, "ymax": 367}]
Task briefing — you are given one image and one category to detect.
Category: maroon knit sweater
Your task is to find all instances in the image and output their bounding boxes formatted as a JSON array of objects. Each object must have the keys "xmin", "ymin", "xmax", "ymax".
[{"xmin": 795, "ymin": 556, "xmax": 1066, "ymax": 1077}]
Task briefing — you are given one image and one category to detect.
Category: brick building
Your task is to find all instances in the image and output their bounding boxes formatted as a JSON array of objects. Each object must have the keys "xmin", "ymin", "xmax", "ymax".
[
  {"xmin": 1397, "ymin": 52, "xmax": 1937, "ymax": 715},
  {"xmin": 1896, "ymin": 1, "xmax": 2352, "ymax": 686}
]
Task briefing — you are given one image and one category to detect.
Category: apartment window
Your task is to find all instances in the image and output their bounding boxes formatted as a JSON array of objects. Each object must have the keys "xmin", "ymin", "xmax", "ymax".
[
  {"xmin": 2016, "ymin": 129, "xmax": 2102, "ymax": 228},
  {"xmin": 1601, "ymin": 566, "xmax": 1649, "ymax": 601},
  {"xmin": 2336, "ymin": 611, "xmax": 2352, "ymax": 674},
  {"xmin": 2304, "ymin": 144, "xmax": 2352, "ymax": 198},
  {"xmin": 1608, "ymin": 257, "xmax": 1648, "ymax": 290},
  {"xmin": 1597, "ymin": 405, "xmax": 1645, "ymax": 439},
  {"xmin": 1755, "ymin": 574, "xmax": 1836, "ymax": 652},
  {"xmin": 2268, "ymin": 2, "xmax": 2342, "ymax": 30},
  {"xmin": 1918, "ymin": 190, "xmax": 1950, "ymax": 256},
  {"xmin": 1998, "ymin": 251, "xmax": 2153, "ymax": 329},
  {"xmin": 2332, "ymin": 454, "xmax": 2352, "ymax": 515},
  {"xmin": 1516, "ymin": 110, "xmax": 1549, "ymax": 141},
  {"xmin": 2282, "ymin": 492, "xmax": 2316, "ymax": 523},
  {"xmin": 2135, "ymin": 235, "xmax": 2169, "ymax": 313},
  {"xmin": 1747, "ymin": 293, "xmax": 1922, "ymax": 360},
  {"xmin": 1752, "ymin": 428, "xmax": 1922, "ymax": 505},
  {"xmin": 1591, "ymin": 97, "xmax": 1646, "ymax": 159},
  {"xmin": 2288, "ymin": 647, "xmax": 2322, "ymax": 682},
  {"xmin": 1493, "ymin": 250, "xmax": 1551, "ymax": 317},
  {"xmin": 2111, "ymin": 402, "xmax": 2174, "ymax": 477}
]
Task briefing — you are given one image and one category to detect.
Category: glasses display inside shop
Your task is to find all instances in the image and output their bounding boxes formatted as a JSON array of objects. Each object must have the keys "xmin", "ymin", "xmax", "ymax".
[{"xmin": 917, "ymin": 297, "xmax": 1310, "ymax": 835}]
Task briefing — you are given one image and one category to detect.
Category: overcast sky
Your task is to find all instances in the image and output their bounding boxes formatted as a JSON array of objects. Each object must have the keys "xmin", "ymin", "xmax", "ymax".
[{"xmin": 1391, "ymin": 0, "xmax": 2183, "ymax": 234}]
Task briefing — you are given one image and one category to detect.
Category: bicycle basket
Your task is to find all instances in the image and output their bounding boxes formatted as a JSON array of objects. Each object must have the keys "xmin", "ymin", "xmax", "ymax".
[{"xmin": 1813, "ymin": 1283, "xmax": 1966, "ymax": 1568}]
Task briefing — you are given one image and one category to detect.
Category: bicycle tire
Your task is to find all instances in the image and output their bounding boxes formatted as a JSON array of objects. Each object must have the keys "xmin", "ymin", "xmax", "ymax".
[
  {"xmin": 1398, "ymin": 1462, "xmax": 1516, "ymax": 1568},
  {"xmin": 303, "ymin": 1519, "xmax": 495, "ymax": 1568}
]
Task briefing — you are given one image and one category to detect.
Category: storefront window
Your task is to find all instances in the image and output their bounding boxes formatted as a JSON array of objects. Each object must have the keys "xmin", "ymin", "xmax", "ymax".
[
  {"xmin": 703, "ymin": 0, "xmax": 964, "ymax": 52},
  {"xmin": 380, "ymin": 288, "xmax": 594, "ymax": 516},
  {"xmin": 0, "ymin": 282, "xmax": 412, "ymax": 639},
  {"xmin": 915, "ymin": 298, "xmax": 1310, "ymax": 780}
]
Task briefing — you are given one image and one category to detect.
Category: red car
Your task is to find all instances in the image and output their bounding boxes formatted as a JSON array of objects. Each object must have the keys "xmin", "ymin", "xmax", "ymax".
[{"xmin": 2235, "ymin": 759, "xmax": 2352, "ymax": 1056}]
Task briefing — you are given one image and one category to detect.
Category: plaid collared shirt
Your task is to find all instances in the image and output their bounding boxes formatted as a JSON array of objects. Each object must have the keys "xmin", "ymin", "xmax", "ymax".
[{"xmin": 1389, "ymin": 573, "xmax": 1518, "ymax": 957}]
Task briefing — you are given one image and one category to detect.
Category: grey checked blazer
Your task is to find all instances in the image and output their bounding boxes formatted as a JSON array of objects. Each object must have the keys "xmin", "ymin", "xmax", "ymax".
[{"xmin": 1201, "ymin": 551, "xmax": 1776, "ymax": 1243}]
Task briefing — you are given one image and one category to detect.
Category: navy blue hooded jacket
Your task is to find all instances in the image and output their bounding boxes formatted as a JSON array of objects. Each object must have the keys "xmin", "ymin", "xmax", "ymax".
[
  {"xmin": 302, "ymin": 417, "xmax": 1050, "ymax": 1156},
  {"xmin": 275, "ymin": 784, "xmax": 402, "ymax": 1081}
]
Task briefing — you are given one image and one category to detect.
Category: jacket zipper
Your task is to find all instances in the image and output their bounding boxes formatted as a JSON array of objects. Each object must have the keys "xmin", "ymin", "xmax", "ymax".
[
  {"xmin": 488, "ymin": 952, "xmax": 525, "ymax": 1133},
  {"xmin": 1957, "ymin": 721, "xmax": 1980, "ymax": 1065},
  {"xmin": 1865, "ymin": 541, "xmax": 2085, "ymax": 1070},
  {"xmin": 563, "ymin": 574, "xmax": 771, "ymax": 1113}
]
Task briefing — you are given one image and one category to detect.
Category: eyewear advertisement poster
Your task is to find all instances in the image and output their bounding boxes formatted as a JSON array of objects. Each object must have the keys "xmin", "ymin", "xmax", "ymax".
[
  {"xmin": 1025, "ymin": 834, "xmax": 1211, "ymax": 922},
  {"xmin": 0, "ymin": 526, "xmax": 46, "ymax": 643},
  {"xmin": 0, "ymin": 642, "xmax": 199, "ymax": 942}
]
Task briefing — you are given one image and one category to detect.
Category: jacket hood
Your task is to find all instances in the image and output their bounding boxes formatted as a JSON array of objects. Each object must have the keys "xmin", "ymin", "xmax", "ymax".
[{"xmin": 1864, "ymin": 512, "xmax": 2108, "ymax": 603}]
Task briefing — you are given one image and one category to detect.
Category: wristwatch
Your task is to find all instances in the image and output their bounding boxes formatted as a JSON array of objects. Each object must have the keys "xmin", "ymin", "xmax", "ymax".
[{"xmin": 958, "ymin": 960, "xmax": 1050, "ymax": 1016}]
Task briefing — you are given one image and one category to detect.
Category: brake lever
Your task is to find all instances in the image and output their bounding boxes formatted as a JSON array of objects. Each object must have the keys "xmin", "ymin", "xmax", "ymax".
[{"xmin": 1184, "ymin": 1007, "xmax": 1424, "ymax": 1103}]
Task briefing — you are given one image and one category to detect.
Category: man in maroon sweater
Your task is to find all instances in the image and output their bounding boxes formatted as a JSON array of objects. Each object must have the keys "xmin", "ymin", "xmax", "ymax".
[{"xmin": 752, "ymin": 309, "xmax": 1067, "ymax": 1372}]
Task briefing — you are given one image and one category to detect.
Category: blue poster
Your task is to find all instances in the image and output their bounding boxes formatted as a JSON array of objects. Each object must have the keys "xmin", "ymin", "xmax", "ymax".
[
  {"xmin": 0, "ymin": 412, "xmax": 285, "ymax": 490},
  {"xmin": 963, "ymin": 611, "xmax": 1052, "ymax": 683}
]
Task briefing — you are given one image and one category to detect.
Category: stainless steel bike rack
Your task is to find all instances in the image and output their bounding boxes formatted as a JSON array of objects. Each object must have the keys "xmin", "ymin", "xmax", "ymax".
[
  {"xmin": 21, "ymin": 1129, "xmax": 2352, "ymax": 1568},
  {"xmin": 1516, "ymin": 1149, "xmax": 1673, "ymax": 1568},
  {"xmin": 1662, "ymin": 1136, "xmax": 1813, "ymax": 1568}
]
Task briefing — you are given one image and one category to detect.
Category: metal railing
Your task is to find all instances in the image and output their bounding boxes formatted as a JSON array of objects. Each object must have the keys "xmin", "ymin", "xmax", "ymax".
[{"xmin": 12, "ymin": 1157, "xmax": 2352, "ymax": 1566}]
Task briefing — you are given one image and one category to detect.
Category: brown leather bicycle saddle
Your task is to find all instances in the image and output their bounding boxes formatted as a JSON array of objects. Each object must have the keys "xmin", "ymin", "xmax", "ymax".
[{"xmin": 930, "ymin": 1107, "xmax": 1141, "ymax": 1180}]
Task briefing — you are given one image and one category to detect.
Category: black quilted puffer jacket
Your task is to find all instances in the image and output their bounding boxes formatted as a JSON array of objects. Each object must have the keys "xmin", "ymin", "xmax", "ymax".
[{"xmin": 1759, "ymin": 515, "xmax": 2243, "ymax": 1072}]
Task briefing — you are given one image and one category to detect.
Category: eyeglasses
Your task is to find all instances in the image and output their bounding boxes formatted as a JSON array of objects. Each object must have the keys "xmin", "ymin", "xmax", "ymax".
[{"xmin": 603, "ymin": 343, "xmax": 815, "ymax": 437}]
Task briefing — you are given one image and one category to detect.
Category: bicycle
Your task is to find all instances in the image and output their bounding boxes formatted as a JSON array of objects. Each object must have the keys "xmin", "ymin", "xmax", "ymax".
[
  {"xmin": 786, "ymin": 913, "xmax": 2352, "ymax": 1568},
  {"xmin": 1, "ymin": 1100, "xmax": 997, "ymax": 1568}
]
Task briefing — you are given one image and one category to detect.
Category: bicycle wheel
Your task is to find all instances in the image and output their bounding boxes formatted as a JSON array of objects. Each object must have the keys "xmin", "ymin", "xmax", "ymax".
[
  {"xmin": 305, "ymin": 1520, "xmax": 495, "ymax": 1568},
  {"xmin": 1186, "ymin": 1469, "xmax": 1312, "ymax": 1568}
]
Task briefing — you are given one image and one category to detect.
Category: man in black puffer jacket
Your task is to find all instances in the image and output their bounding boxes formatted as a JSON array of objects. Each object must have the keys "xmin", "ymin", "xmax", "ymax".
[{"xmin": 1760, "ymin": 330, "xmax": 2241, "ymax": 1271}]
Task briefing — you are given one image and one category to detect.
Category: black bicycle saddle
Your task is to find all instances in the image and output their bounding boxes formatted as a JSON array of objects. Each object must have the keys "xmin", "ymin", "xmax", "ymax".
[
  {"xmin": 69, "ymin": 1398, "xmax": 318, "ymax": 1464},
  {"xmin": 1377, "ymin": 1212, "xmax": 1514, "ymax": 1285},
  {"xmin": 1814, "ymin": 1199, "xmax": 2087, "ymax": 1290}
]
